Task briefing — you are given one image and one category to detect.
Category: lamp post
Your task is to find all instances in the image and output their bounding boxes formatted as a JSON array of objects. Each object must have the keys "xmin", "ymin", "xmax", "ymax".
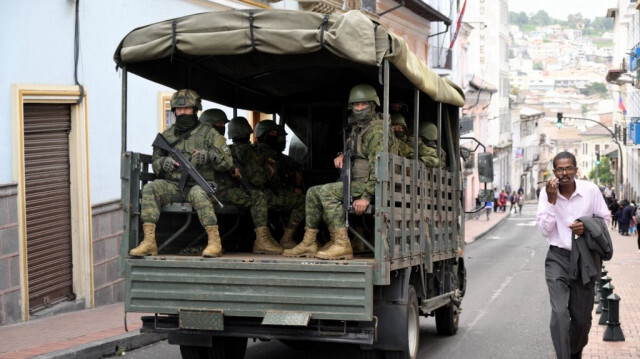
[{"xmin": 556, "ymin": 113, "xmax": 624, "ymax": 191}]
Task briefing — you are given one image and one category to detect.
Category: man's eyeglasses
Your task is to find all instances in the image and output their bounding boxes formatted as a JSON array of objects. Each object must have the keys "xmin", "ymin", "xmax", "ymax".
[{"xmin": 553, "ymin": 166, "xmax": 576, "ymax": 174}]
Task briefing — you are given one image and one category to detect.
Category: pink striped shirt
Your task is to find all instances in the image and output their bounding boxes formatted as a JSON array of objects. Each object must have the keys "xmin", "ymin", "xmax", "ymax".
[{"xmin": 536, "ymin": 179, "xmax": 610, "ymax": 250}]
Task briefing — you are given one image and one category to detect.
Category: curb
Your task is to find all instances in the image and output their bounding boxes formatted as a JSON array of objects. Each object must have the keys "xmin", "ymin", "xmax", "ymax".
[
  {"xmin": 33, "ymin": 332, "xmax": 167, "ymax": 359},
  {"xmin": 470, "ymin": 213, "xmax": 511, "ymax": 242}
]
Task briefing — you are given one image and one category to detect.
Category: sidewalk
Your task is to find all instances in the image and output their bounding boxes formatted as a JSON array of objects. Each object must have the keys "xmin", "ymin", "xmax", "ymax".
[{"xmin": 2, "ymin": 206, "xmax": 636, "ymax": 359}]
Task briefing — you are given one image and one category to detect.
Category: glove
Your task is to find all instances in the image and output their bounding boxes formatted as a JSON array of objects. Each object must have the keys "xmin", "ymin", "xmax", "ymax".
[
  {"xmin": 161, "ymin": 157, "xmax": 176, "ymax": 173},
  {"xmin": 191, "ymin": 149, "xmax": 213, "ymax": 166}
]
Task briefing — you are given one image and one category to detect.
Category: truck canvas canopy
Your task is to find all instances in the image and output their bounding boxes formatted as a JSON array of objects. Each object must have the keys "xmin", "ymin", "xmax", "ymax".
[{"xmin": 114, "ymin": 9, "xmax": 464, "ymax": 114}]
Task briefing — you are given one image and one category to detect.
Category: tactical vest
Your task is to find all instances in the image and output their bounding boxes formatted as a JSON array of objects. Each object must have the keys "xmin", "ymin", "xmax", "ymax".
[
  {"xmin": 347, "ymin": 117, "xmax": 383, "ymax": 182},
  {"xmin": 161, "ymin": 123, "xmax": 216, "ymax": 182}
]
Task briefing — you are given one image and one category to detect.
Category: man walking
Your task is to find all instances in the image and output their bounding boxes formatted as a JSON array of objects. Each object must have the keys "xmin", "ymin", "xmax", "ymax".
[{"xmin": 536, "ymin": 151, "xmax": 610, "ymax": 359}]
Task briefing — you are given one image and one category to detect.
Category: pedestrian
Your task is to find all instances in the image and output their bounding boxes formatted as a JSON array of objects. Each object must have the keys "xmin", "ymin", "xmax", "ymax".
[
  {"xmin": 485, "ymin": 200, "xmax": 493, "ymax": 220},
  {"xmin": 536, "ymin": 151, "xmax": 611, "ymax": 359},
  {"xmin": 493, "ymin": 188, "xmax": 499, "ymax": 213},
  {"xmin": 536, "ymin": 186, "xmax": 541, "ymax": 200},
  {"xmin": 509, "ymin": 191, "xmax": 518, "ymax": 214},
  {"xmin": 283, "ymin": 84, "xmax": 390, "ymax": 260},
  {"xmin": 129, "ymin": 90, "xmax": 235, "ymax": 258},
  {"xmin": 603, "ymin": 183, "xmax": 613, "ymax": 205},
  {"xmin": 635, "ymin": 209, "xmax": 640, "ymax": 253},
  {"xmin": 500, "ymin": 190, "xmax": 508, "ymax": 212},
  {"xmin": 518, "ymin": 191, "xmax": 524, "ymax": 214},
  {"xmin": 475, "ymin": 197, "xmax": 481, "ymax": 220},
  {"xmin": 619, "ymin": 200, "xmax": 632, "ymax": 236},
  {"xmin": 608, "ymin": 199, "xmax": 619, "ymax": 230}
]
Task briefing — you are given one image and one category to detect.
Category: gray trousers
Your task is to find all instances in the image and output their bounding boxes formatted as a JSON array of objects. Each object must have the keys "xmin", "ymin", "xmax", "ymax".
[{"xmin": 545, "ymin": 247, "xmax": 599, "ymax": 359}]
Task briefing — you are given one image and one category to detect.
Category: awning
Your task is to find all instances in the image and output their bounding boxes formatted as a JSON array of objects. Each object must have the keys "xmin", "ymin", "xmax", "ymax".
[
  {"xmin": 603, "ymin": 147, "xmax": 618, "ymax": 158},
  {"xmin": 391, "ymin": 0, "xmax": 451, "ymax": 25}
]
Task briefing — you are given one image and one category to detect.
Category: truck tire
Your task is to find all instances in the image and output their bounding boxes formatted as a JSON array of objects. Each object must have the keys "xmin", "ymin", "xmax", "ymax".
[
  {"xmin": 385, "ymin": 285, "xmax": 420, "ymax": 359},
  {"xmin": 179, "ymin": 337, "xmax": 247, "ymax": 359},
  {"xmin": 435, "ymin": 271, "xmax": 459, "ymax": 336}
]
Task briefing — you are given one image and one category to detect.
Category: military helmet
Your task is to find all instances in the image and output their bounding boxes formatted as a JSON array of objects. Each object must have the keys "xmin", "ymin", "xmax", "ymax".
[
  {"xmin": 228, "ymin": 116, "xmax": 253, "ymax": 139},
  {"xmin": 170, "ymin": 89, "xmax": 202, "ymax": 111},
  {"xmin": 348, "ymin": 84, "xmax": 380, "ymax": 106},
  {"xmin": 390, "ymin": 112, "xmax": 407, "ymax": 127},
  {"xmin": 255, "ymin": 119, "xmax": 279, "ymax": 138},
  {"xmin": 200, "ymin": 109, "xmax": 229, "ymax": 125},
  {"xmin": 419, "ymin": 122, "xmax": 438, "ymax": 141}
]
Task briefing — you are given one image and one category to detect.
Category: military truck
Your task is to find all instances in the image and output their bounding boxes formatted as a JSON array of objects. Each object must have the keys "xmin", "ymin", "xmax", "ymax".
[{"xmin": 115, "ymin": 9, "xmax": 493, "ymax": 359}]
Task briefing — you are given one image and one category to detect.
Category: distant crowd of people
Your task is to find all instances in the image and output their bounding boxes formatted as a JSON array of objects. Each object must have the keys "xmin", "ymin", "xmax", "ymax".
[{"xmin": 601, "ymin": 183, "xmax": 639, "ymax": 253}]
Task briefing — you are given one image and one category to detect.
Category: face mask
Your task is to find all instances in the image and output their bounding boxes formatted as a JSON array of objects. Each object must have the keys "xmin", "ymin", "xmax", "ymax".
[
  {"xmin": 394, "ymin": 131, "xmax": 404, "ymax": 139},
  {"xmin": 352, "ymin": 107, "xmax": 372, "ymax": 122},
  {"xmin": 213, "ymin": 124, "xmax": 226, "ymax": 136},
  {"xmin": 263, "ymin": 134, "xmax": 279, "ymax": 149},
  {"xmin": 233, "ymin": 135, "xmax": 250, "ymax": 144},
  {"xmin": 174, "ymin": 114, "xmax": 198, "ymax": 134}
]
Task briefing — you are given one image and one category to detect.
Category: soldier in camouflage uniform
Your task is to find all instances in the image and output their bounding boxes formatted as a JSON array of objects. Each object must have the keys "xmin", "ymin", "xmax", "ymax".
[
  {"xmin": 130, "ymin": 90, "xmax": 234, "ymax": 258},
  {"xmin": 391, "ymin": 112, "xmax": 415, "ymax": 159},
  {"xmin": 215, "ymin": 116, "xmax": 284, "ymax": 254},
  {"xmin": 200, "ymin": 108, "xmax": 229, "ymax": 136},
  {"xmin": 417, "ymin": 121, "xmax": 446, "ymax": 168},
  {"xmin": 283, "ymin": 84, "xmax": 387, "ymax": 260},
  {"xmin": 253, "ymin": 120, "xmax": 306, "ymax": 249}
]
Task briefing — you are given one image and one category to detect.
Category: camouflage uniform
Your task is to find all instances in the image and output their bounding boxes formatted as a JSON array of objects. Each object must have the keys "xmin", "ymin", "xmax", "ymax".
[
  {"xmin": 417, "ymin": 139, "xmax": 446, "ymax": 168},
  {"xmin": 396, "ymin": 132, "xmax": 415, "ymax": 159},
  {"xmin": 254, "ymin": 142, "xmax": 306, "ymax": 229},
  {"xmin": 141, "ymin": 123, "xmax": 233, "ymax": 227},
  {"xmin": 215, "ymin": 142, "xmax": 269, "ymax": 227},
  {"xmin": 306, "ymin": 113, "xmax": 385, "ymax": 230}
]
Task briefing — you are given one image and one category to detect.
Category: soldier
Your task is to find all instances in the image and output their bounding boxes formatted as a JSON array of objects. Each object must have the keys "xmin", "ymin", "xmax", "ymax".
[
  {"xmin": 215, "ymin": 116, "xmax": 284, "ymax": 254},
  {"xmin": 391, "ymin": 112, "xmax": 415, "ymax": 159},
  {"xmin": 417, "ymin": 122, "xmax": 446, "ymax": 168},
  {"xmin": 283, "ymin": 84, "xmax": 386, "ymax": 260},
  {"xmin": 130, "ymin": 90, "xmax": 234, "ymax": 258},
  {"xmin": 253, "ymin": 120, "xmax": 306, "ymax": 249},
  {"xmin": 199, "ymin": 108, "xmax": 230, "ymax": 136}
]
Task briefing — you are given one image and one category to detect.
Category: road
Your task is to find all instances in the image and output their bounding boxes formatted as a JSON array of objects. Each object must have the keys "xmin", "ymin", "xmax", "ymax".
[{"xmin": 119, "ymin": 204, "xmax": 555, "ymax": 359}]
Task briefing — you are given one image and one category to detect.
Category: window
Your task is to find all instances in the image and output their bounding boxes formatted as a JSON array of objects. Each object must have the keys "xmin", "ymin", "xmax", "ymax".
[{"xmin": 159, "ymin": 92, "xmax": 176, "ymax": 131}]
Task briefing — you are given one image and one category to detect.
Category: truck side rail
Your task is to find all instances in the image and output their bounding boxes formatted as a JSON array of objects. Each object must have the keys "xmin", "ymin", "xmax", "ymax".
[{"xmin": 373, "ymin": 152, "xmax": 460, "ymax": 285}]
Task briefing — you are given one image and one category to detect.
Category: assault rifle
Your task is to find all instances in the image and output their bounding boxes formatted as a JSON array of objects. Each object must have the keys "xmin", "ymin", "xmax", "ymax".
[
  {"xmin": 340, "ymin": 149, "xmax": 353, "ymax": 228},
  {"xmin": 152, "ymin": 133, "xmax": 223, "ymax": 208}
]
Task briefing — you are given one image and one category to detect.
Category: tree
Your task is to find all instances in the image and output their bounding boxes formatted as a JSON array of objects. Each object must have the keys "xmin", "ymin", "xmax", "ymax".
[
  {"xmin": 580, "ymin": 82, "xmax": 608, "ymax": 98},
  {"xmin": 588, "ymin": 156, "xmax": 614, "ymax": 185},
  {"xmin": 533, "ymin": 61, "xmax": 544, "ymax": 70},
  {"xmin": 530, "ymin": 10, "xmax": 552, "ymax": 26}
]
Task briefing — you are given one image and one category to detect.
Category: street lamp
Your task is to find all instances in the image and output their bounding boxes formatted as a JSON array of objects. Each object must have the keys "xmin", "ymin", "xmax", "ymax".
[{"xmin": 556, "ymin": 113, "xmax": 624, "ymax": 191}]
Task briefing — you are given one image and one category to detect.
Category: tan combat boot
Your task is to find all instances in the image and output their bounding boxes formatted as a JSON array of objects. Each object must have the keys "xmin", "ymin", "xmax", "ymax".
[
  {"xmin": 283, "ymin": 228, "xmax": 318, "ymax": 258},
  {"xmin": 253, "ymin": 227, "xmax": 284, "ymax": 254},
  {"xmin": 202, "ymin": 225, "xmax": 222, "ymax": 258},
  {"xmin": 279, "ymin": 228, "xmax": 298, "ymax": 249},
  {"xmin": 318, "ymin": 228, "xmax": 336, "ymax": 251},
  {"xmin": 129, "ymin": 223, "xmax": 158, "ymax": 256},
  {"xmin": 316, "ymin": 227, "xmax": 353, "ymax": 260}
]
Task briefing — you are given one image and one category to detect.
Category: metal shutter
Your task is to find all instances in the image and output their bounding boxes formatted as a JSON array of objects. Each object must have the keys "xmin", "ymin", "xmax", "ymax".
[{"xmin": 23, "ymin": 103, "xmax": 74, "ymax": 312}]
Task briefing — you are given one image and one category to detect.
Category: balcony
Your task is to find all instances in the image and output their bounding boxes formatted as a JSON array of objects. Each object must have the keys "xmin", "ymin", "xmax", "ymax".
[{"xmin": 429, "ymin": 46, "xmax": 452, "ymax": 71}]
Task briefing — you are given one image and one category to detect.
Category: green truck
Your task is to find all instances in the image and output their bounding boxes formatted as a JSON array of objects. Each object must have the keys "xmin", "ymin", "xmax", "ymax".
[{"xmin": 115, "ymin": 9, "xmax": 492, "ymax": 359}]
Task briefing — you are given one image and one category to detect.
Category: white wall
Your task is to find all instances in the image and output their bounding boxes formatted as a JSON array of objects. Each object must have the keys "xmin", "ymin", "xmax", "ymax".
[{"xmin": 1, "ymin": 0, "xmax": 256, "ymax": 204}]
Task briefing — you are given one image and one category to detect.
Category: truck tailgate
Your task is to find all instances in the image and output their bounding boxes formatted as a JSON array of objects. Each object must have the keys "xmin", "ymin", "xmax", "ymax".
[{"xmin": 125, "ymin": 254, "xmax": 375, "ymax": 321}]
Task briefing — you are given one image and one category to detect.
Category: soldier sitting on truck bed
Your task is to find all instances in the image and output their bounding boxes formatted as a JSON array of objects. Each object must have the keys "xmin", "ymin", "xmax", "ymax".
[
  {"xmin": 417, "ymin": 122, "xmax": 446, "ymax": 168},
  {"xmin": 390, "ymin": 112, "xmax": 415, "ymax": 159},
  {"xmin": 130, "ymin": 89, "xmax": 234, "ymax": 258},
  {"xmin": 199, "ymin": 108, "xmax": 229, "ymax": 136},
  {"xmin": 213, "ymin": 116, "xmax": 284, "ymax": 255},
  {"xmin": 283, "ymin": 84, "xmax": 389, "ymax": 260},
  {"xmin": 253, "ymin": 120, "xmax": 306, "ymax": 249}
]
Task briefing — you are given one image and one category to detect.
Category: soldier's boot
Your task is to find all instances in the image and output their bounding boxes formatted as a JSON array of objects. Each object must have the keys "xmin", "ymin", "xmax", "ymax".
[
  {"xmin": 253, "ymin": 227, "xmax": 284, "ymax": 255},
  {"xmin": 318, "ymin": 228, "xmax": 336, "ymax": 251},
  {"xmin": 282, "ymin": 228, "xmax": 318, "ymax": 258},
  {"xmin": 315, "ymin": 227, "xmax": 353, "ymax": 260},
  {"xmin": 129, "ymin": 223, "xmax": 158, "ymax": 256},
  {"xmin": 279, "ymin": 228, "xmax": 298, "ymax": 249},
  {"xmin": 202, "ymin": 225, "xmax": 222, "ymax": 258},
  {"xmin": 266, "ymin": 228, "xmax": 285, "ymax": 250}
]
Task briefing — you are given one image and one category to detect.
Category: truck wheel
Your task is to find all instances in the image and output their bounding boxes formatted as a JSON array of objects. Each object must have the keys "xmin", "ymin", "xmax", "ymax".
[
  {"xmin": 385, "ymin": 285, "xmax": 420, "ymax": 359},
  {"xmin": 435, "ymin": 271, "xmax": 460, "ymax": 336},
  {"xmin": 179, "ymin": 337, "xmax": 247, "ymax": 359}
]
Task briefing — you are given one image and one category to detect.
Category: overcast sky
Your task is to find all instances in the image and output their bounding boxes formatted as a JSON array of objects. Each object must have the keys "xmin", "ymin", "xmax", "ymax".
[{"xmin": 508, "ymin": 0, "xmax": 616, "ymax": 20}]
